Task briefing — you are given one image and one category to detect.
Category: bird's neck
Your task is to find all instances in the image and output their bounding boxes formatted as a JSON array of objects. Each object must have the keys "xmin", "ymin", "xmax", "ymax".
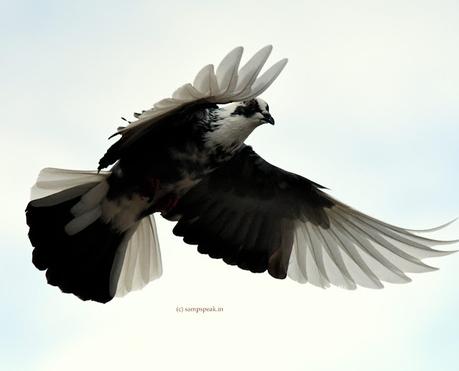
[{"xmin": 203, "ymin": 114, "xmax": 260, "ymax": 154}]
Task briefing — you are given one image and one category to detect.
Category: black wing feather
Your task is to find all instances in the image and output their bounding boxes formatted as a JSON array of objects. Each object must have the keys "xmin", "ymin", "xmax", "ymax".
[
  {"xmin": 98, "ymin": 101, "xmax": 215, "ymax": 171},
  {"xmin": 168, "ymin": 146, "xmax": 335, "ymax": 279}
]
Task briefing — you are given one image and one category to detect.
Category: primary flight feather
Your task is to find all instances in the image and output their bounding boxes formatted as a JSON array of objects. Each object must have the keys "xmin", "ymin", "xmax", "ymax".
[{"xmin": 26, "ymin": 46, "xmax": 457, "ymax": 303}]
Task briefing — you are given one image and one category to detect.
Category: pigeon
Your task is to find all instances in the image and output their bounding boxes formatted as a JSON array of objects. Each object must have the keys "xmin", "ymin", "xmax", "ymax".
[{"xmin": 26, "ymin": 46, "xmax": 457, "ymax": 303}]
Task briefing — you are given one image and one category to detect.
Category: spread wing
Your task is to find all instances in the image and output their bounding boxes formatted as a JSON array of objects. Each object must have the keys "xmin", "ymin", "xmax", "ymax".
[
  {"xmin": 167, "ymin": 146, "xmax": 457, "ymax": 289},
  {"xmin": 99, "ymin": 46, "xmax": 288, "ymax": 170}
]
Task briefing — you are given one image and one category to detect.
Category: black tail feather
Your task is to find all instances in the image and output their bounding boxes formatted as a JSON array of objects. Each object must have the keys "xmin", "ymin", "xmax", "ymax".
[{"xmin": 26, "ymin": 192, "xmax": 125, "ymax": 303}]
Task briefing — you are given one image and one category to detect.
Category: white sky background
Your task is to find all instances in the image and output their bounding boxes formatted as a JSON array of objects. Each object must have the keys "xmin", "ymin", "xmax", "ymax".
[{"xmin": 1, "ymin": 0, "xmax": 458, "ymax": 370}]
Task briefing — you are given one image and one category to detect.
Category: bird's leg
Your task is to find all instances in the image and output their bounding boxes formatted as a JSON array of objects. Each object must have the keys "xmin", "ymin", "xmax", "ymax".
[{"xmin": 138, "ymin": 177, "xmax": 179, "ymax": 216}]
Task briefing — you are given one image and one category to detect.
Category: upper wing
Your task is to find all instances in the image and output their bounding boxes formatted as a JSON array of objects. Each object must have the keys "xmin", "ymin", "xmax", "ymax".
[
  {"xmin": 98, "ymin": 46, "xmax": 288, "ymax": 170},
  {"xmin": 167, "ymin": 146, "xmax": 457, "ymax": 289},
  {"xmin": 118, "ymin": 45, "xmax": 287, "ymax": 136}
]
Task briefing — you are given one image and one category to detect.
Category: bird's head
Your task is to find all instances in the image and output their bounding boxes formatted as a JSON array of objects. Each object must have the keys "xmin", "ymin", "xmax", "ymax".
[
  {"xmin": 232, "ymin": 98, "xmax": 275, "ymax": 126},
  {"xmin": 205, "ymin": 98, "xmax": 275, "ymax": 151}
]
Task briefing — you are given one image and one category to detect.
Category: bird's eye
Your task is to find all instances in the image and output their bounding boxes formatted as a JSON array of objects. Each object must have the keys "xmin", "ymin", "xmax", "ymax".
[
  {"xmin": 232, "ymin": 105, "xmax": 247, "ymax": 116},
  {"xmin": 265, "ymin": 104, "xmax": 269, "ymax": 112}
]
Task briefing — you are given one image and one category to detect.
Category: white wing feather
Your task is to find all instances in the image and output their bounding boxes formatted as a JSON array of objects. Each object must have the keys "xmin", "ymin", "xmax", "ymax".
[
  {"xmin": 30, "ymin": 168, "xmax": 110, "ymax": 206},
  {"xmin": 116, "ymin": 45, "xmax": 288, "ymax": 135},
  {"xmin": 215, "ymin": 46, "xmax": 243, "ymax": 96},
  {"xmin": 230, "ymin": 45, "xmax": 273, "ymax": 99},
  {"xmin": 193, "ymin": 64, "xmax": 219, "ymax": 96},
  {"xmin": 288, "ymin": 199, "xmax": 457, "ymax": 289},
  {"xmin": 241, "ymin": 59, "xmax": 290, "ymax": 100},
  {"xmin": 112, "ymin": 216, "xmax": 162, "ymax": 297}
]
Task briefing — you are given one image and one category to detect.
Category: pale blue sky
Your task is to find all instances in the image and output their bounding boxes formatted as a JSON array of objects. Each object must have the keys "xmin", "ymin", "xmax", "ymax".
[{"xmin": 1, "ymin": 1, "xmax": 458, "ymax": 370}]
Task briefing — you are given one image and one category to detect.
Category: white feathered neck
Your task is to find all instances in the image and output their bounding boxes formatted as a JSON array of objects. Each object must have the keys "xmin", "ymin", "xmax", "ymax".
[{"xmin": 204, "ymin": 103, "xmax": 262, "ymax": 150}]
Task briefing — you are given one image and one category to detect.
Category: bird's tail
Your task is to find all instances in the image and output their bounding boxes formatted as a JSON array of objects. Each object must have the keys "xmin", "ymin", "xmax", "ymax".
[{"xmin": 26, "ymin": 168, "xmax": 162, "ymax": 303}]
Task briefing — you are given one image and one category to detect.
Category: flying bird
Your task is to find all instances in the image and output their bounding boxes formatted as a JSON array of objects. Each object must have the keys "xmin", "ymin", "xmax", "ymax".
[{"xmin": 26, "ymin": 46, "xmax": 457, "ymax": 303}]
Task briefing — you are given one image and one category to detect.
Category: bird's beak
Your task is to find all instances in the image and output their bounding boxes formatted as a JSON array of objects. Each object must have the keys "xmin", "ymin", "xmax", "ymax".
[{"xmin": 262, "ymin": 112, "xmax": 275, "ymax": 125}]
